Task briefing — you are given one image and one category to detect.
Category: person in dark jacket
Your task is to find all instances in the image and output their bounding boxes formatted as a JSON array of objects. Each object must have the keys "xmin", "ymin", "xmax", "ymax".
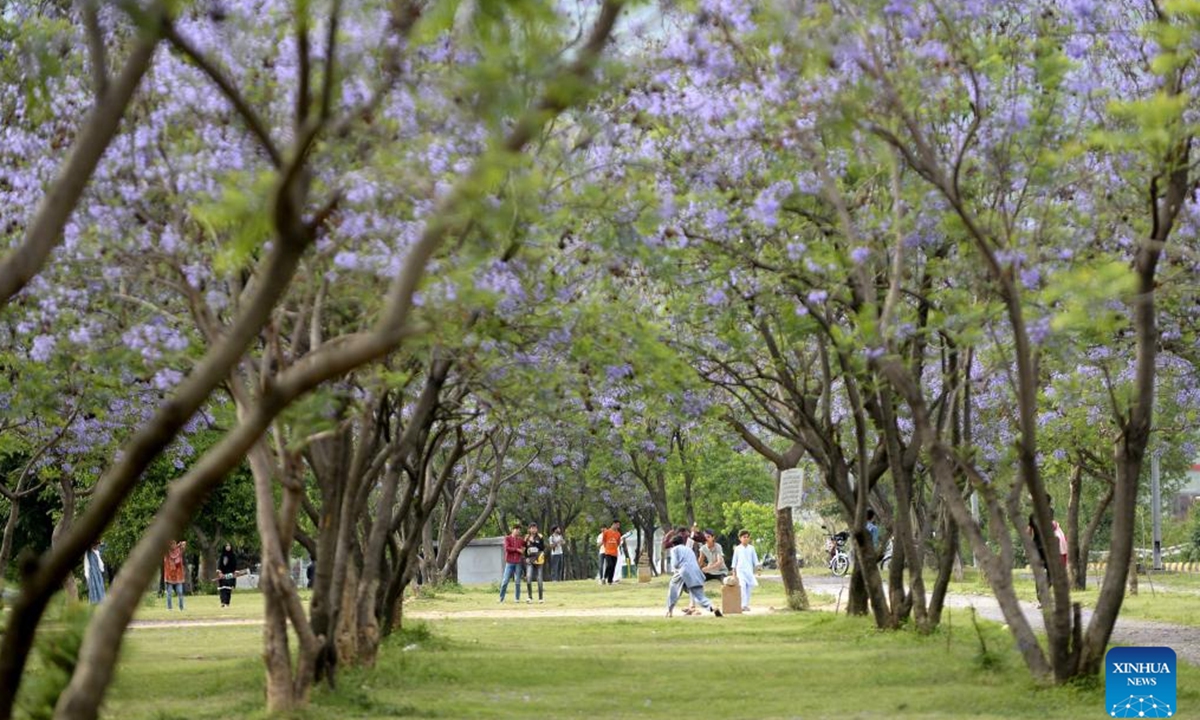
[
  {"xmin": 524, "ymin": 523, "xmax": 547, "ymax": 603},
  {"xmin": 217, "ymin": 543, "xmax": 238, "ymax": 607}
]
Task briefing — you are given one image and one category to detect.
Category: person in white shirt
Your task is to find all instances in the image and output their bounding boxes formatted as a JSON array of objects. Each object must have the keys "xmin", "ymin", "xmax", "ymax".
[
  {"xmin": 548, "ymin": 526, "xmax": 566, "ymax": 581},
  {"xmin": 730, "ymin": 530, "xmax": 760, "ymax": 612}
]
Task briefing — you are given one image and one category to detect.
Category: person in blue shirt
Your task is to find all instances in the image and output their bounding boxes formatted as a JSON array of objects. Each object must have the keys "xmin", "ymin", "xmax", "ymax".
[
  {"xmin": 866, "ymin": 509, "xmax": 881, "ymax": 551},
  {"xmin": 665, "ymin": 528, "xmax": 722, "ymax": 618}
]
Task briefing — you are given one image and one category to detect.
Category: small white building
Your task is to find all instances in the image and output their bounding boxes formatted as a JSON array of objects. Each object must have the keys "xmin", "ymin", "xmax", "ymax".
[
  {"xmin": 1175, "ymin": 464, "xmax": 1200, "ymax": 517},
  {"xmin": 458, "ymin": 536, "xmax": 507, "ymax": 584}
]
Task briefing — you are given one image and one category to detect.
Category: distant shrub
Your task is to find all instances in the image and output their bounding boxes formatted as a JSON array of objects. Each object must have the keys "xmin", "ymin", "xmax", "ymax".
[{"xmin": 16, "ymin": 600, "xmax": 89, "ymax": 720}]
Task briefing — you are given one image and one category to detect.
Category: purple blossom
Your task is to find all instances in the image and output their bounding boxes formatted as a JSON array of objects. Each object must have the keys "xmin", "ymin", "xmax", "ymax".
[
  {"xmin": 1019, "ymin": 267, "xmax": 1040, "ymax": 289},
  {"xmin": 850, "ymin": 247, "xmax": 870, "ymax": 265},
  {"xmin": 30, "ymin": 334, "xmax": 56, "ymax": 362},
  {"xmin": 334, "ymin": 251, "xmax": 361, "ymax": 270},
  {"xmin": 806, "ymin": 289, "xmax": 828, "ymax": 304},
  {"xmin": 1029, "ymin": 317, "xmax": 1052, "ymax": 345},
  {"xmin": 750, "ymin": 189, "xmax": 781, "ymax": 227},
  {"xmin": 206, "ymin": 290, "xmax": 228, "ymax": 310},
  {"xmin": 1066, "ymin": 0, "xmax": 1096, "ymax": 21},
  {"xmin": 1064, "ymin": 35, "xmax": 1090, "ymax": 60},
  {"xmin": 153, "ymin": 368, "xmax": 184, "ymax": 390},
  {"xmin": 706, "ymin": 288, "xmax": 727, "ymax": 306},
  {"xmin": 704, "ymin": 207, "xmax": 728, "ymax": 230},
  {"xmin": 605, "ymin": 364, "xmax": 633, "ymax": 381}
]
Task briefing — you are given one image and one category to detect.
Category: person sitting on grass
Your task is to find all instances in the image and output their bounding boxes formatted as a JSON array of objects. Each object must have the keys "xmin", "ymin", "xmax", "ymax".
[
  {"xmin": 699, "ymin": 530, "xmax": 728, "ymax": 582},
  {"xmin": 666, "ymin": 528, "xmax": 722, "ymax": 619}
]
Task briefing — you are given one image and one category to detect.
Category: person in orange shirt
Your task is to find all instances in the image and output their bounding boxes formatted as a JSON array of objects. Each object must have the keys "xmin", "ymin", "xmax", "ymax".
[
  {"xmin": 163, "ymin": 539, "xmax": 187, "ymax": 611},
  {"xmin": 600, "ymin": 520, "xmax": 622, "ymax": 585}
]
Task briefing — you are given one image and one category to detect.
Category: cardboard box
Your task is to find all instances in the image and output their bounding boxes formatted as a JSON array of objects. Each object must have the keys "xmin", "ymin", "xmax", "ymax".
[{"xmin": 721, "ymin": 584, "xmax": 742, "ymax": 614}]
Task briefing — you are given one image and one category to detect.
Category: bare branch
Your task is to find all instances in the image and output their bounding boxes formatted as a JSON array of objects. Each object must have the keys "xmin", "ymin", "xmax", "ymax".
[
  {"xmin": 162, "ymin": 22, "xmax": 284, "ymax": 169},
  {"xmin": 81, "ymin": 0, "xmax": 109, "ymax": 97}
]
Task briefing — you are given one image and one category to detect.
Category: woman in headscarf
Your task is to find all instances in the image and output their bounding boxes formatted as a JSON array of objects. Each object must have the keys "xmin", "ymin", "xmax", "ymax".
[
  {"xmin": 83, "ymin": 541, "xmax": 105, "ymax": 604},
  {"xmin": 217, "ymin": 543, "xmax": 237, "ymax": 607},
  {"xmin": 163, "ymin": 539, "xmax": 187, "ymax": 611}
]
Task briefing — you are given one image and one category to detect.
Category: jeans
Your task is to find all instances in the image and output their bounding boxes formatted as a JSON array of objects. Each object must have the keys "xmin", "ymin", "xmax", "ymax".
[
  {"xmin": 526, "ymin": 562, "xmax": 544, "ymax": 599},
  {"xmin": 602, "ymin": 554, "xmax": 618, "ymax": 584},
  {"xmin": 549, "ymin": 553, "xmax": 563, "ymax": 581},
  {"xmin": 166, "ymin": 582, "xmax": 185, "ymax": 610},
  {"xmin": 499, "ymin": 562, "xmax": 523, "ymax": 601}
]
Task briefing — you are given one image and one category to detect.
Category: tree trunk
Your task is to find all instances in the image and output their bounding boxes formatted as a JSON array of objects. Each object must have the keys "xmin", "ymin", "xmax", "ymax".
[
  {"xmin": 336, "ymin": 559, "xmax": 361, "ymax": 667},
  {"xmin": 0, "ymin": 497, "xmax": 20, "ymax": 581},
  {"xmin": 193, "ymin": 527, "xmax": 221, "ymax": 586},
  {"xmin": 774, "ymin": 506, "xmax": 808, "ymax": 610},
  {"xmin": 247, "ymin": 441, "xmax": 320, "ymax": 712},
  {"xmin": 1067, "ymin": 468, "xmax": 1113, "ymax": 592},
  {"xmin": 878, "ymin": 358, "xmax": 1053, "ymax": 679},
  {"xmin": 847, "ymin": 561, "xmax": 868, "ymax": 616},
  {"xmin": 674, "ymin": 428, "xmax": 697, "ymax": 526},
  {"xmin": 262, "ymin": 571, "xmax": 299, "ymax": 713},
  {"xmin": 53, "ymin": 478, "xmax": 78, "ymax": 601},
  {"xmin": 927, "ymin": 510, "xmax": 957, "ymax": 627}
]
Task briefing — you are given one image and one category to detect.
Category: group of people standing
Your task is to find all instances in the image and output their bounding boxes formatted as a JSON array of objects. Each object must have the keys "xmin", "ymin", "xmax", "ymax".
[
  {"xmin": 498, "ymin": 522, "xmax": 566, "ymax": 603},
  {"xmin": 160, "ymin": 539, "xmax": 243, "ymax": 609},
  {"xmin": 84, "ymin": 538, "xmax": 244, "ymax": 611},
  {"xmin": 663, "ymin": 524, "xmax": 760, "ymax": 617}
]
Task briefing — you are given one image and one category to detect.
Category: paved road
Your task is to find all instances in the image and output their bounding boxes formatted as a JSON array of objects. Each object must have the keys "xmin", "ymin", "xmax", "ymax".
[{"xmin": 795, "ymin": 573, "xmax": 1200, "ymax": 666}]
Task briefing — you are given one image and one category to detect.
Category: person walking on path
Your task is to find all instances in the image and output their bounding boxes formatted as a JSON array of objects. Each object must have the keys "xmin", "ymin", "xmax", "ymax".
[
  {"xmin": 217, "ymin": 543, "xmax": 238, "ymax": 608},
  {"xmin": 499, "ymin": 524, "xmax": 526, "ymax": 603},
  {"xmin": 731, "ymin": 530, "xmax": 759, "ymax": 612},
  {"xmin": 548, "ymin": 526, "xmax": 566, "ymax": 581},
  {"xmin": 600, "ymin": 520, "xmax": 622, "ymax": 585},
  {"xmin": 163, "ymin": 539, "xmax": 187, "ymax": 611},
  {"xmin": 524, "ymin": 523, "xmax": 547, "ymax": 603},
  {"xmin": 665, "ymin": 529, "xmax": 722, "ymax": 618},
  {"xmin": 84, "ymin": 541, "xmax": 105, "ymax": 605}
]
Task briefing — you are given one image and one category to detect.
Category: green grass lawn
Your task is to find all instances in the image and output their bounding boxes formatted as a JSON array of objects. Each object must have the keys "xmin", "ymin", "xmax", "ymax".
[{"xmin": 90, "ymin": 579, "xmax": 1200, "ymax": 720}]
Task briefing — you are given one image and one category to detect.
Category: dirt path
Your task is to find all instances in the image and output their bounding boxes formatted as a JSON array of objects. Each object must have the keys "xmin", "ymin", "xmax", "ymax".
[{"xmin": 126, "ymin": 580, "xmax": 1200, "ymax": 666}]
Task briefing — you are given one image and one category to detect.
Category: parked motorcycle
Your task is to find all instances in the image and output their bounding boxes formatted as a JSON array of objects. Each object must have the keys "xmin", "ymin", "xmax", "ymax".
[{"xmin": 822, "ymin": 526, "xmax": 851, "ymax": 577}]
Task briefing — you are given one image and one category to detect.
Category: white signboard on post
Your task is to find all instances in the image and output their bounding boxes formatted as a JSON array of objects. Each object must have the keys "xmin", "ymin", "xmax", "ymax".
[{"xmin": 777, "ymin": 468, "xmax": 804, "ymax": 510}]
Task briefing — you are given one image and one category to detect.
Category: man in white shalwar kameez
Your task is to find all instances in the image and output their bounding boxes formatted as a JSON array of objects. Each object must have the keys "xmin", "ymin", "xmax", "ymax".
[{"xmin": 731, "ymin": 530, "xmax": 759, "ymax": 612}]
